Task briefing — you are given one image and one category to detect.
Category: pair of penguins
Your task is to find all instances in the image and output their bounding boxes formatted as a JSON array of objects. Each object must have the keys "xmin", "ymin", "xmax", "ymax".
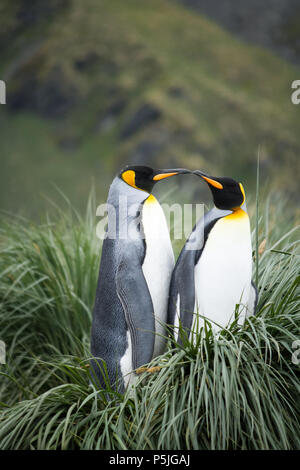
[{"xmin": 90, "ymin": 165, "xmax": 258, "ymax": 393}]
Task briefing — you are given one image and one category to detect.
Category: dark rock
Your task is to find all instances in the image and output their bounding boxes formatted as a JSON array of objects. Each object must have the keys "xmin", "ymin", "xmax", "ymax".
[
  {"xmin": 127, "ymin": 127, "xmax": 172, "ymax": 166},
  {"xmin": 74, "ymin": 52, "xmax": 100, "ymax": 72},
  {"xmin": 8, "ymin": 66, "xmax": 79, "ymax": 118},
  {"xmin": 120, "ymin": 103, "xmax": 162, "ymax": 140},
  {"xmin": 58, "ymin": 136, "xmax": 80, "ymax": 151},
  {"xmin": 129, "ymin": 141, "xmax": 162, "ymax": 165},
  {"xmin": 168, "ymin": 86, "xmax": 186, "ymax": 98},
  {"xmin": 97, "ymin": 98, "xmax": 127, "ymax": 132},
  {"xmin": 173, "ymin": 0, "xmax": 300, "ymax": 65},
  {"xmin": 16, "ymin": 0, "xmax": 69, "ymax": 27},
  {"xmin": 0, "ymin": 0, "xmax": 69, "ymax": 53}
]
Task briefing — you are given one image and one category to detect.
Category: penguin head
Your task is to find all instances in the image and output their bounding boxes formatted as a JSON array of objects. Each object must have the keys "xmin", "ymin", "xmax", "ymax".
[
  {"xmin": 120, "ymin": 165, "xmax": 190, "ymax": 193},
  {"xmin": 193, "ymin": 170, "xmax": 246, "ymax": 210}
]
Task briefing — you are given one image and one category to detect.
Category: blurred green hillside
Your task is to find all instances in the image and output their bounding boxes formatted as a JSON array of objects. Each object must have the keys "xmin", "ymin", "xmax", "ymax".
[{"xmin": 0, "ymin": 0, "xmax": 299, "ymax": 217}]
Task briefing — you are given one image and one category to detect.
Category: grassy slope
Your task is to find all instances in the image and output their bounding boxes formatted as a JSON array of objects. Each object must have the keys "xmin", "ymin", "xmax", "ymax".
[{"xmin": 0, "ymin": 0, "xmax": 300, "ymax": 217}]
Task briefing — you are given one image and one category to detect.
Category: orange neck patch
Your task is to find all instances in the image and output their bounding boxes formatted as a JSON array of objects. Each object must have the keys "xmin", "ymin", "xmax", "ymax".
[
  {"xmin": 225, "ymin": 208, "xmax": 248, "ymax": 220},
  {"xmin": 144, "ymin": 194, "xmax": 157, "ymax": 205}
]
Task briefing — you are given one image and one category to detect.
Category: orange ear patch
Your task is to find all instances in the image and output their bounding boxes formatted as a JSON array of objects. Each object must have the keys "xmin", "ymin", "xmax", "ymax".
[
  {"xmin": 122, "ymin": 170, "xmax": 137, "ymax": 188},
  {"xmin": 201, "ymin": 176, "xmax": 223, "ymax": 189}
]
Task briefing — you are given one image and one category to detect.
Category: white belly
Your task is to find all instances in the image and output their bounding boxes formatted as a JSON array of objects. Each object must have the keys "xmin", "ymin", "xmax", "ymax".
[
  {"xmin": 120, "ymin": 331, "xmax": 137, "ymax": 389},
  {"xmin": 194, "ymin": 210, "xmax": 252, "ymax": 333},
  {"xmin": 142, "ymin": 195, "xmax": 175, "ymax": 357}
]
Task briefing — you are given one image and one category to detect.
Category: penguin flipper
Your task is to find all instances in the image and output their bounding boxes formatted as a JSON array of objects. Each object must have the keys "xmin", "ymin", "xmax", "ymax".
[
  {"xmin": 116, "ymin": 250, "xmax": 155, "ymax": 370},
  {"xmin": 172, "ymin": 251, "xmax": 196, "ymax": 341},
  {"xmin": 168, "ymin": 224, "xmax": 202, "ymax": 337}
]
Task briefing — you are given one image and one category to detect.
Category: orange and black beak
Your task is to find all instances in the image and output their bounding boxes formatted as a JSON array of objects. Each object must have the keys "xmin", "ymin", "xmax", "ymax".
[
  {"xmin": 193, "ymin": 170, "xmax": 224, "ymax": 190},
  {"xmin": 153, "ymin": 168, "xmax": 191, "ymax": 181}
]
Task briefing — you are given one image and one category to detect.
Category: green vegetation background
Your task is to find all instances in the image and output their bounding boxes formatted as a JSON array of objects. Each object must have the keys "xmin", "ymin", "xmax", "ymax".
[{"xmin": 0, "ymin": 0, "xmax": 300, "ymax": 217}]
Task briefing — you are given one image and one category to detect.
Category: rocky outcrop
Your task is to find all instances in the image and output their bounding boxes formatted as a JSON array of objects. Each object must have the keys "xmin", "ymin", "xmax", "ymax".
[
  {"xmin": 120, "ymin": 104, "xmax": 162, "ymax": 140},
  {"xmin": 175, "ymin": 0, "xmax": 300, "ymax": 65}
]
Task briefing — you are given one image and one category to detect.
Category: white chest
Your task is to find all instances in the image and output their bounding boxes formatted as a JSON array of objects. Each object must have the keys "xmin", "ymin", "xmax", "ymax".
[
  {"xmin": 194, "ymin": 210, "xmax": 253, "ymax": 331},
  {"xmin": 141, "ymin": 195, "xmax": 175, "ymax": 356}
]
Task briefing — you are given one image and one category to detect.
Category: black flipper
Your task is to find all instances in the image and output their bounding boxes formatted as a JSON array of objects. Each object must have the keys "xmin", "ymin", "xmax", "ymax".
[
  {"xmin": 116, "ymin": 248, "xmax": 155, "ymax": 370},
  {"xmin": 168, "ymin": 244, "xmax": 196, "ymax": 342}
]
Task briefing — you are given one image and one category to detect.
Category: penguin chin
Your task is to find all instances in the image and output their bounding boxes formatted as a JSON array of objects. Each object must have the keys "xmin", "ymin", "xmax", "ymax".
[
  {"xmin": 215, "ymin": 203, "xmax": 239, "ymax": 212},
  {"xmin": 213, "ymin": 192, "xmax": 244, "ymax": 211}
]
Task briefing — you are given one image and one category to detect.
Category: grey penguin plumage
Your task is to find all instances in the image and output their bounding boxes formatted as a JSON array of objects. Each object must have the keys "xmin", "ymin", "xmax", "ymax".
[
  {"xmin": 91, "ymin": 165, "xmax": 189, "ymax": 393},
  {"xmin": 168, "ymin": 170, "xmax": 258, "ymax": 341}
]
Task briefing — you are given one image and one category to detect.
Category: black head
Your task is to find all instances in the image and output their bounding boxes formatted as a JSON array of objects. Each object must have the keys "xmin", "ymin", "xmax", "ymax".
[
  {"xmin": 193, "ymin": 170, "xmax": 246, "ymax": 210},
  {"xmin": 119, "ymin": 165, "xmax": 190, "ymax": 193}
]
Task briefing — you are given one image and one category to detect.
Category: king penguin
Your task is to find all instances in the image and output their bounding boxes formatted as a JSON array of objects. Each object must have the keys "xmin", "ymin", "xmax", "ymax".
[
  {"xmin": 91, "ymin": 165, "xmax": 189, "ymax": 393},
  {"xmin": 168, "ymin": 170, "xmax": 257, "ymax": 341}
]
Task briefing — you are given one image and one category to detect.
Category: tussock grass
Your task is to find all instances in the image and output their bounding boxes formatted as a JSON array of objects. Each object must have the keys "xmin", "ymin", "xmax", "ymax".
[
  {"xmin": 0, "ymin": 193, "xmax": 299, "ymax": 449},
  {"xmin": 0, "ymin": 193, "xmax": 99, "ymax": 403}
]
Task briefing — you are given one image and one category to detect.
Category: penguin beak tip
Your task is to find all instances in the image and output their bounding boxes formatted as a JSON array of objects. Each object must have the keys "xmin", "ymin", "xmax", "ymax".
[{"xmin": 193, "ymin": 170, "xmax": 209, "ymax": 177}]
